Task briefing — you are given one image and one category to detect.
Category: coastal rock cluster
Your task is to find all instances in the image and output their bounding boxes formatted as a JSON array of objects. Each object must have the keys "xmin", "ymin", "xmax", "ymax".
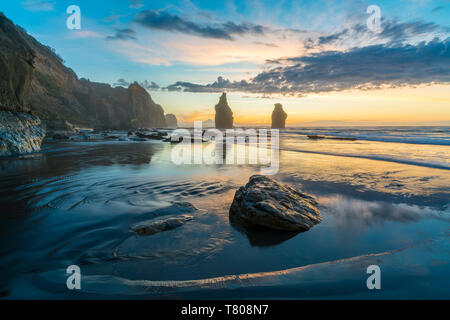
[
  {"xmin": 230, "ymin": 175, "xmax": 322, "ymax": 231},
  {"xmin": 271, "ymin": 103, "xmax": 287, "ymax": 129},
  {"xmin": 214, "ymin": 93, "xmax": 233, "ymax": 129},
  {"xmin": 0, "ymin": 111, "xmax": 46, "ymax": 156}
]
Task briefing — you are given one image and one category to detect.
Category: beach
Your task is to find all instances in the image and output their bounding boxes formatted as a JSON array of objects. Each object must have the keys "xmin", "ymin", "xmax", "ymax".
[{"xmin": 0, "ymin": 127, "xmax": 449, "ymax": 299}]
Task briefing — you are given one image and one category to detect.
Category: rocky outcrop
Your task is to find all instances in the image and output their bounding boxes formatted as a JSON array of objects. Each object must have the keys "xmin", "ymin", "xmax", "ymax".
[
  {"xmin": 230, "ymin": 175, "xmax": 322, "ymax": 231},
  {"xmin": 0, "ymin": 111, "xmax": 46, "ymax": 156},
  {"xmin": 271, "ymin": 103, "xmax": 287, "ymax": 129},
  {"xmin": 214, "ymin": 93, "xmax": 233, "ymax": 129},
  {"xmin": 132, "ymin": 215, "xmax": 193, "ymax": 236},
  {"xmin": 0, "ymin": 13, "xmax": 168, "ymax": 130},
  {"xmin": 165, "ymin": 113, "xmax": 178, "ymax": 128},
  {"xmin": 128, "ymin": 82, "xmax": 166, "ymax": 128}
]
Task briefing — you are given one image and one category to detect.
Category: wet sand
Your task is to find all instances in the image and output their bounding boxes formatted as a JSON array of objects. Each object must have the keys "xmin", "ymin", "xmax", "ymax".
[{"xmin": 0, "ymin": 129, "xmax": 449, "ymax": 299}]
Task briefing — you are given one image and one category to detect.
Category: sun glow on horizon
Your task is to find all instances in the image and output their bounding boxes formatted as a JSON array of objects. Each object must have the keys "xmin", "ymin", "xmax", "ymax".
[{"xmin": 154, "ymin": 84, "xmax": 450, "ymax": 126}]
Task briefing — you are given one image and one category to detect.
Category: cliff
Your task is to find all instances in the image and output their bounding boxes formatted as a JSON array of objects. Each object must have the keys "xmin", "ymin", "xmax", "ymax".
[
  {"xmin": 271, "ymin": 103, "xmax": 287, "ymax": 129},
  {"xmin": 214, "ymin": 93, "xmax": 233, "ymax": 129},
  {"xmin": 128, "ymin": 82, "xmax": 166, "ymax": 128},
  {"xmin": 0, "ymin": 12, "xmax": 35, "ymax": 111},
  {"xmin": 0, "ymin": 12, "xmax": 166, "ymax": 130}
]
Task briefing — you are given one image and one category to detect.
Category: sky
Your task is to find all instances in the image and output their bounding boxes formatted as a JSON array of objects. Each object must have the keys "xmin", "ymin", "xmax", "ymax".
[{"xmin": 2, "ymin": 0, "xmax": 450, "ymax": 126}]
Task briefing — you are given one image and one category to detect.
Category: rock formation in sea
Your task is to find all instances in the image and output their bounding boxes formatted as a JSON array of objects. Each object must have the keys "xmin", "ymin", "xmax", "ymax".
[
  {"xmin": 271, "ymin": 103, "xmax": 287, "ymax": 129},
  {"xmin": 165, "ymin": 113, "xmax": 178, "ymax": 128},
  {"xmin": 0, "ymin": 111, "xmax": 46, "ymax": 156},
  {"xmin": 214, "ymin": 93, "xmax": 233, "ymax": 129},
  {"xmin": 0, "ymin": 13, "xmax": 167, "ymax": 130},
  {"xmin": 229, "ymin": 175, "xmax": 322, "ymax": 231},
  {"xmin": 203, "ymin": 119, "xmax": 215, "ymax": 128}
]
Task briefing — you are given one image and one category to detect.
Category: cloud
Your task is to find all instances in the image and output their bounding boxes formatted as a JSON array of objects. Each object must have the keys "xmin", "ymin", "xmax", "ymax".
[
  {"xmin": 130, "ymin": 0, "xmax": 144, "ymax": 9},
  {"xmin": 167, "ymin": 37, "xmax": 450, "ymax": 95},
  {"xmin": 106, "ymin": 28, "xmax": 137, "ymax": 41},
  {"xmin": 114, "ymin": 79, "xmax": 160, "ymax": 90},
  {"xmin": 133, "ymin": 9, "xmax": 267, "ymax": 40},
  {"xmin": 113, "ymin": 79, "xmax": 130, "ymax": 87},
  {"xmin": 379, "ymin": 19, "xmax": 441, "ymax": 42},
  {"xmin": 253, "ymin": 41, "xmax": 279, "ymax": 47},
  {"xmin": 167, "ymin": 76, "xmax": 251, "ymax": 93},
  {"xmin": 21, "ymin": 0, "xmax": 55, "ymax": 11},
  {"xmin": 431, "ymin": 6, "xmax": 444, "ymax": 13},
  {"xmin": 311, "ymin": 19, "xmax": 442, "ymax": 48},
  {"xmin": 140, "ymin": 80, "xmax": 160, "ymax": 90},
  {"xmin": 69, "ymin": 30, "xmax": 103, "ymax": 39}
]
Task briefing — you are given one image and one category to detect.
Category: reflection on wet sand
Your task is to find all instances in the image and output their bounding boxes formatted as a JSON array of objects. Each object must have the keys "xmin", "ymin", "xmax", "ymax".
[
  {"xmin": 0, "ymin": 135, "xmax": 449, "ymax": 299},
  {"xmin": 230, "ymin": 216, "xmax": 300, "ymax": 247}
]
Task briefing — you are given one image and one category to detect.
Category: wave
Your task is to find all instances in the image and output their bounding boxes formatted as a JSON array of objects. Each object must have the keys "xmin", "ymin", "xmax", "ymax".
[
  {"xmin": 281, "ymin": 147, "xmax": 450, "ymax": 170},
  {"xmin": 283, "ymin": 128, "xmax": 450, "ymax": 146}
]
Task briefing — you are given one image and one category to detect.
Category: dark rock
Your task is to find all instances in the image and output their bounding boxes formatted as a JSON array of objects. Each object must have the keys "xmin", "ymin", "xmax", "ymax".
[
  {"xmin": 136, "ymin": 131, "xmax": 165, "ymax": 140},
  {"xmin": 307, "ymin": 135, "xmax": 325, "ymax": 140},
  {"xmin": 0, "ymin": 111, "xmax": 46, "ymax": 156},
  {"xmin": 52, "ymin": 133, "xmax": 69, "ymax": 140},
  {"xmin": 271, "ymin": 103, "xmax": 287, "ymax": 129},
  {"xmin": 307, "ymin": 135, "xmax": 357, "ymax": 141},
  {"xmin": 103, "ymin": 135, "xmax": 119, "ymax": 140},
  {"xmin": 45, "ymin": 119, "xmax": 76, "ymax": 132},
  {"xmin": 230, "ymin": 175, "xmax": 322, "ymax": 231},
  {"xmin": 165, "ymin": 113, "xmax": 178, "ymax": 128},
  {"xmin": 131, "ymin": 215, "xmax": 193, "ymax": 236},
  {"xmin": 214, "ymin": 93, "xmax": 233, "ymax": 129}
]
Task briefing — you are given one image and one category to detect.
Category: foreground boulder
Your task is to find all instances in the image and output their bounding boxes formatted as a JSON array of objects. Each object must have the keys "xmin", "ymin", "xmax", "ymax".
[
  {"xmin": 230, "ymin": 175, "xmax": 321, "ymax": 231},
  {"xmin": 0, "ymin": 111, "xmax": 46, "ymax": 156}
]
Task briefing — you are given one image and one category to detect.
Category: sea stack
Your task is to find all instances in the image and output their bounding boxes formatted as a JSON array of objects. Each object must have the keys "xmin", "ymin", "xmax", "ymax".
[
  {"xmin": 165, "ymin": 113, "xmax": 178, "ymax": 128},
  {"xmin": 214, "ymin": 93, "xmax": 233, "ymax": 129},
  {"xmin": 271, "ymin": 103, "xmax": 287, "ymax": 129}
]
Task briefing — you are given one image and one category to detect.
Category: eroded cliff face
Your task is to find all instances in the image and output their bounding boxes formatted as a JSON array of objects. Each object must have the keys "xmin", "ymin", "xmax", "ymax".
[
  {"xmin": 0, "ymin": 13, "xmax": 167, "ymax": 130},
  {"xmin": 0, "ymin": 13, "xmax": 35, "ymax": 111},
  {"xmin": 271, "ymin": 103, "xmax": 287, "ymax": 129},
  {"xmin": 0, "ymin": 111, "xmax": 45, "ymax": 156},
  {"xmin": 214, "ymin": 93, "xmax": 233, "ymax": 129}
]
